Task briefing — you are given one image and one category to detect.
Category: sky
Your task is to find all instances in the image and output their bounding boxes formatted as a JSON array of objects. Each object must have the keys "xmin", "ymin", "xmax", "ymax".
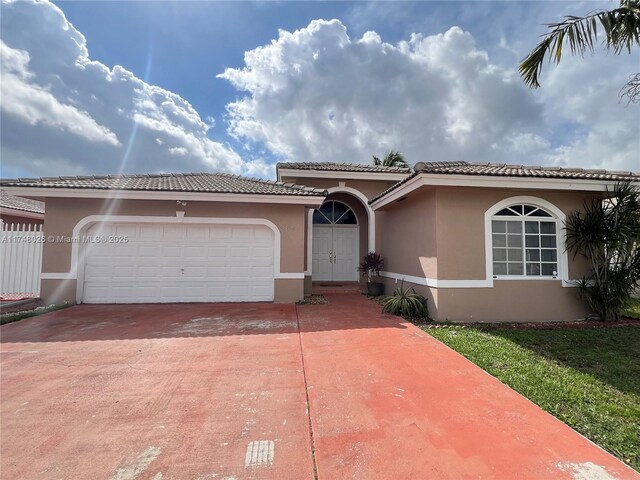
[{"xmin": 1, "ymin": 0, "xmax": 638, "ymax": 181}]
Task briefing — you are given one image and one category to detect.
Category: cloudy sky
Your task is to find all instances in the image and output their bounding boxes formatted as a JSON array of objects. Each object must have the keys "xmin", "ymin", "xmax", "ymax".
[{"xmin": 1, "ymin": 0, "xmax": 638, "ymax": 180}]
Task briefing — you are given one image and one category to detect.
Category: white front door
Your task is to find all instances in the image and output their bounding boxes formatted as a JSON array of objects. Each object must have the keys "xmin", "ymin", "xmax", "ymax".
[{"xmin": 312, "ymin": 226, "xmax": 359, "ymax": 282}]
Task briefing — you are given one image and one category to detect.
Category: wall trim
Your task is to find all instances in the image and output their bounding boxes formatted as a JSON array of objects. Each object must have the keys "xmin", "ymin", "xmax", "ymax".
[
  {"xmin": 484, "ymin": 196, "xmax": 571, "ymax": 287},
  {"xmin": 381, "ymin": 271, "xmax": 491, "ymax": 288},
  {"xmin": 275, "ymin": 273, "xmax": 305, "ymax": 279},
  {"xmin": 381, "ymin": 271, "xmax": 578, "ymax": 289},
  {"xmin": 325, "ymin": 185, "xmax": 375, "ymax": 253},
  {"xmin": 41, "ymin": 272, "xmax": 76, "ymax": 280},
  {"xmin": 306, "ymin": 208, "xmax": 313, "ymax": 277}
]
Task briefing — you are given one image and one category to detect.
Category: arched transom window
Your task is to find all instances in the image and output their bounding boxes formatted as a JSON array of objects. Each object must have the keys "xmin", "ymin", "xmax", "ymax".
[
  {"xmin": 313, "ymin": 201, "xmax": 357, "ymax": 225},
  {"xmin": 491, "ymin": 204, "xmax": 559, "ymax": 277}
]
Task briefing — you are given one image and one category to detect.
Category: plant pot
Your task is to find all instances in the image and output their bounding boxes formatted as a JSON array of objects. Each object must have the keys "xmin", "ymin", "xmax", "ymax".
[{"xmin": 367, "ymin": 282, "xmax": 384, "ymax": 297}]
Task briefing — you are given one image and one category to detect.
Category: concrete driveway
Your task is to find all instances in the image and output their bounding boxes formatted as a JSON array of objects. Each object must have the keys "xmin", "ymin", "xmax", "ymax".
[{"xmin": 1, "ymin": 296, "xmax": 638, "ymax": 479}]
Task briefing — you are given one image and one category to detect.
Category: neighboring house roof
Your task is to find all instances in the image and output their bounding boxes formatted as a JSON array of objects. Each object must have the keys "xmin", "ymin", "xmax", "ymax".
[
  {"xmin": 0, "ymin": 189, "xmax": 45, "ymax": 214},
  {"xmin": 277, "ymin": 162, "xmax": 412, "ymax": 174},
  {"xmin": 371, "ymin": 161, "xmax": 640, "ymax": 205},
  {"xmin": 0, "ymin": 173, "xmax": 327, "ymax": 197}
]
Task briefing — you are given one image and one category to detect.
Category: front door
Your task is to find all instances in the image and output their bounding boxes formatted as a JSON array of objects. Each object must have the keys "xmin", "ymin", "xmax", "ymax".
[{"xmin": 312, "ymin": 201, "xmax": 359, "ymax": 282}]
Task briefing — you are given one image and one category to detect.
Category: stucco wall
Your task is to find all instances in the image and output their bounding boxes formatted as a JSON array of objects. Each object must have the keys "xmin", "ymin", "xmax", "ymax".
[
  {"xmin": 40, "ymin": 197, "xmax": 308, "ymax": 304},
  {"xmin": 434, "ymin": 187, "xmax": 594, "ymax": 280},
  {"xmin": 376, "ymin": 186, "xmax": 597, "ymax": 322},
  {"xmin": 377, "ymin": 188, "xmax": 437, "ymax": 279},
  {"xmin": 437, "ymin": 281, "xmax": 589, "ymax": 322}
]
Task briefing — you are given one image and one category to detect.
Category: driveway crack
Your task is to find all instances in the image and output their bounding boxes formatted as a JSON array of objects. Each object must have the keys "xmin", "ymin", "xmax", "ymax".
[{"xmin": 295, "ymin": 306, "xmax": 319, "ymax": 480}]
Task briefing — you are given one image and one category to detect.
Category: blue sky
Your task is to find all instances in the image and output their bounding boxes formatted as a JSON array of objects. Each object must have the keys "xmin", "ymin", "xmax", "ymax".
[{"xmin": 1, "ymin": 0, "xmax": 638, "ymax": 180}]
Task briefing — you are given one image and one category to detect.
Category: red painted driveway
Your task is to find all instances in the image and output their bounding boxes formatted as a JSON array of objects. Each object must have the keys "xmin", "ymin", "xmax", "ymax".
[
  {"xmin": 1, "ymin": 296, "xmax": 638, "ymax": 479},
  {"xmin": 297, "ymin": 294, "xmax": 639, "ymax": 480}
]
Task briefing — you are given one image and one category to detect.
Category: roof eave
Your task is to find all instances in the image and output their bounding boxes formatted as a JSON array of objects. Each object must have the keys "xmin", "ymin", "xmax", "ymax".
[
  {"xmin": 370, "ymin": 173, "xmax": 623, "ymax": 210},
  {"xmin": 0, "ymin": 186, "xmax": 327, "ymax": 206},
  {"xmin": 277, "ymin": 167, "xmax": 409, "ymax": 182},
  {"xmin": 0, "ymin": 206, "xmax": 45, "ymax": 219}
]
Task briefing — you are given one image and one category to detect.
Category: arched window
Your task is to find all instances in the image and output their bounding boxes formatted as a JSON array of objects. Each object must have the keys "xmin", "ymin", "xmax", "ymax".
[
  {"xmin": 313, "ymin": 201, "xmax": 357, "ymax": 225},
  {"xmin": 491, "ymin": 203, "xmax": 559, "ymax": 277}
]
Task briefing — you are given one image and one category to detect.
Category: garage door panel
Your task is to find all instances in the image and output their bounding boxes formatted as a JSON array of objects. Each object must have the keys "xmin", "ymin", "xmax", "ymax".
[
  {"xmin": 231, "ymin": 228, "xmax": 252, "ymax": 241},
  {"xmin": 82, "ymin": 222, "xmax": 275, "ymax": 303}
]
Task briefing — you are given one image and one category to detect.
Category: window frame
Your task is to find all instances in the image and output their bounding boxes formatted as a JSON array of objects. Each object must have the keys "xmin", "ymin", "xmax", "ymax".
[
  {"xmin": 484, "ymin": 197, "xmax": 569, "ymax": 283},
  {"xmin": 312, "ymin": 200, "xmax": 359, "ymax": 226}
]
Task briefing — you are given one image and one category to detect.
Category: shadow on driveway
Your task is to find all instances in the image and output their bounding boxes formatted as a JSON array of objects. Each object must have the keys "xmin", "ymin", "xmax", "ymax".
[{"xmin": 1, "ymin": 298, "xmax": 406, "ymax": 344}]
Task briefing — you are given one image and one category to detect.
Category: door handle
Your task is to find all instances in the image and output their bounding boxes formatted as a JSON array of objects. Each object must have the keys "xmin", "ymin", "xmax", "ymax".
[
  {"xmin": 329, "ymin": 250, "xmax": 333, "ymax": 263},
  {"xmin": 332, "ymin": 251, "xmax": 337, "ymax": 263}
]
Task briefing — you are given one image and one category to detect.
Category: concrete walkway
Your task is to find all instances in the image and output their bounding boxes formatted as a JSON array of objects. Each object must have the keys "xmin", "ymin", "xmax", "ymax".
[{"xmin": 297, "ymin": 294, "xmax": 639, "ymax": 480}]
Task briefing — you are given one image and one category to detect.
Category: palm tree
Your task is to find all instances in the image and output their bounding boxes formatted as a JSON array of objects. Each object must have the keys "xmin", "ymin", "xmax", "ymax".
[
  {"xmin": 565, "ymin": 181, "xmax": 640, "ymax": 321},
  {"xmin": 372, "ymin": 150, "xmax": 408, "ymax": 168},
  {"xmin": 520, "ymin": 0, "xmax": 640, "ymax": 102}
]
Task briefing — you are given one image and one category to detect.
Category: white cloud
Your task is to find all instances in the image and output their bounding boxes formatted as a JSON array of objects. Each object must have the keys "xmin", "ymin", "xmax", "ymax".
[
  {"xmin": 0, "ymin": 41, "xmax": 120, "ymax": 146},
  {"xmin": 0, "ymin": 0, "xmax": 244, "ymax": 176},
  {"xmin": 540, "ymin": 52, "xmax": 640, "ymax": 172},
  {"xmin": 220, "ymin": 18, "xmax": 639, "ymax": 171},
  {"xmin": 219, "ymin": 20, "xmax": 547, "ymax": 167}
]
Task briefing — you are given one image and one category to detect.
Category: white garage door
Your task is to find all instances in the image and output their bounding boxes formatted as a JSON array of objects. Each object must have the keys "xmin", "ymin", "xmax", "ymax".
[{"xmin": 81, "ymin": 222, "xmax": 275, "ymax": 303}]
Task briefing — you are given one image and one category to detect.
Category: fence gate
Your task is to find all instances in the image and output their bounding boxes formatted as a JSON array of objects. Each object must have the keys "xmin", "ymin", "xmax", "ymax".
[{"xmin": 1, "ymin": 223, "xmax": 43, "ymax": 299}]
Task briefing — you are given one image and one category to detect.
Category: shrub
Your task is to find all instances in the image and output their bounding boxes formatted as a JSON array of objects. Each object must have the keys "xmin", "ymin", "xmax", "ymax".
[
  {"xmin": 565, "ymin": 181, "xmax": 640, "ymax": 322},
  {"xmin": 382, "ymin": 284, "xmax": 429, "ymax": 319},
  {"xmin": 358, "ymin": 252, "xmax": 385, "ymax": 282}
]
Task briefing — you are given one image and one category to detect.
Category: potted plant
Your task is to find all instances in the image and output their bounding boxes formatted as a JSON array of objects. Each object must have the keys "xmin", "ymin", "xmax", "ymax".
[{"xmin": 358, "ymin": 252, "xmax": 385, "ymax": 296}]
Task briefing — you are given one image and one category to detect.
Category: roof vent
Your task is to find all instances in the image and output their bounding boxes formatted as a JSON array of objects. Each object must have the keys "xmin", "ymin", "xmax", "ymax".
[{"xmin": 413, "ymin": 162, "xmax": 427, "ymax": 172}]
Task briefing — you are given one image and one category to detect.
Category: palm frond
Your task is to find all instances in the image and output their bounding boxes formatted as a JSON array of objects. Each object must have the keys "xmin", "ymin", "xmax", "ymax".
[{"xmin": 520, "ymin": 1, "xmax": 640, "ymax": 88}]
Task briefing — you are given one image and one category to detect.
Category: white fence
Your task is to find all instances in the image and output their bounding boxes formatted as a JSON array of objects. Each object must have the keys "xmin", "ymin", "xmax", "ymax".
[{"xmin": 1, "ymin": 223, "xmax": 43, "ymax": 298}]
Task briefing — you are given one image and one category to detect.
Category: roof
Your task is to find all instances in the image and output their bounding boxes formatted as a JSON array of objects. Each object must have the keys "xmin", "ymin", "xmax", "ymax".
[
  {"xmin": 413, "ymin": 161, "xmax": 640, "ymax": 180},
  {"xmin": 371, "ymin": 161, "xmax": 640, "ymax": 203},
  {"xmin": 0, "ymin": 173, "xmax": 327, "ymax": 197},
  {"xmin": 0, "ymin": 190, "xmax": 45, "ymax": 214},
  {"xmin": 277, "ymin": 162, "xmax": 412, "ymax": 174}
]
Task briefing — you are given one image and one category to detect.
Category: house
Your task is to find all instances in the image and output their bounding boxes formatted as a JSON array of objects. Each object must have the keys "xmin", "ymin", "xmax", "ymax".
[
  {"xmin": 1, "ymin": 162, "xmax": 637, "ymax": 322},
  {"xmin": 0, "ymin": 190, "xmax": 44, "ymax": 226}
]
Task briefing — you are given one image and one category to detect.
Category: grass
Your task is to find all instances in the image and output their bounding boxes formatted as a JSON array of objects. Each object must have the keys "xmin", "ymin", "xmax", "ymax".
[
  {"xmin": 623, "ymin": 297, "xmax": 640, "ymax": 319},
  {"xmin": 1, "ymin": 303, "xmax": 71, "ymax": 325},
  {"xmin": 426, "ymin": 325, "xmax": 640, "ymax": 471}
]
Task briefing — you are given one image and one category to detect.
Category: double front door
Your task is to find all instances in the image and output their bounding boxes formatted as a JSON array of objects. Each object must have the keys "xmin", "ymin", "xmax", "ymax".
[{"xmin": 312, "ymin": 226, "xmax": 358, "ymax": 282}]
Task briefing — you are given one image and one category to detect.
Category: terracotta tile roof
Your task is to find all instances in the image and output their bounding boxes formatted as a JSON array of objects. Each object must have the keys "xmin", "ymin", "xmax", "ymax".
[
  {"xmin": 0, "ymin": 173, "xmax": 327, "ymax": 197},
  {"xmin": 277, "ymin": 162, "xmax": 412, "ymax": 174},
  {"xmin": 0, "ymin": 190, "xmax": 45, "ymax": 214},
  {"xmin": 412, "ymin": 161, "xmax": 640, "ymax": 180},
  {"xmin": 371, "ymin": 161, "xmax": 640, "ymax": 204}
]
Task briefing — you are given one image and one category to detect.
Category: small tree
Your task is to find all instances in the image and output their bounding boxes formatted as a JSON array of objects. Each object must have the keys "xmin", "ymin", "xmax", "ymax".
[
  {"xmin": 565, "ymin": 181, "xmax": 640, "ymax": 321},
  {"xmin": 372, "ymin": 151, "xmax": 409, "ymax": 168}
]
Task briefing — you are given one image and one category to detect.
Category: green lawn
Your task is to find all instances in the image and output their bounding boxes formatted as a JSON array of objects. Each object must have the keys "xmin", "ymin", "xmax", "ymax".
[
  {"xmin": 426, "ymin": 325, "xmax": 640, "ymax": 471},
  {"xmin": 0, "ymin": 303, "xmax": 70, "ymax": 325}
]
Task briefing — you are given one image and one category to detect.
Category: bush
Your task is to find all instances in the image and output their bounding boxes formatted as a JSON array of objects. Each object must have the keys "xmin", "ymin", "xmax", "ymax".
[
  {"xmin": 566, "ymin": 181, "xmax": 640, "ymax": 321},
  {"xmin": 382, "ymin": 284, "xmax": 429, "ymax": 319}
]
